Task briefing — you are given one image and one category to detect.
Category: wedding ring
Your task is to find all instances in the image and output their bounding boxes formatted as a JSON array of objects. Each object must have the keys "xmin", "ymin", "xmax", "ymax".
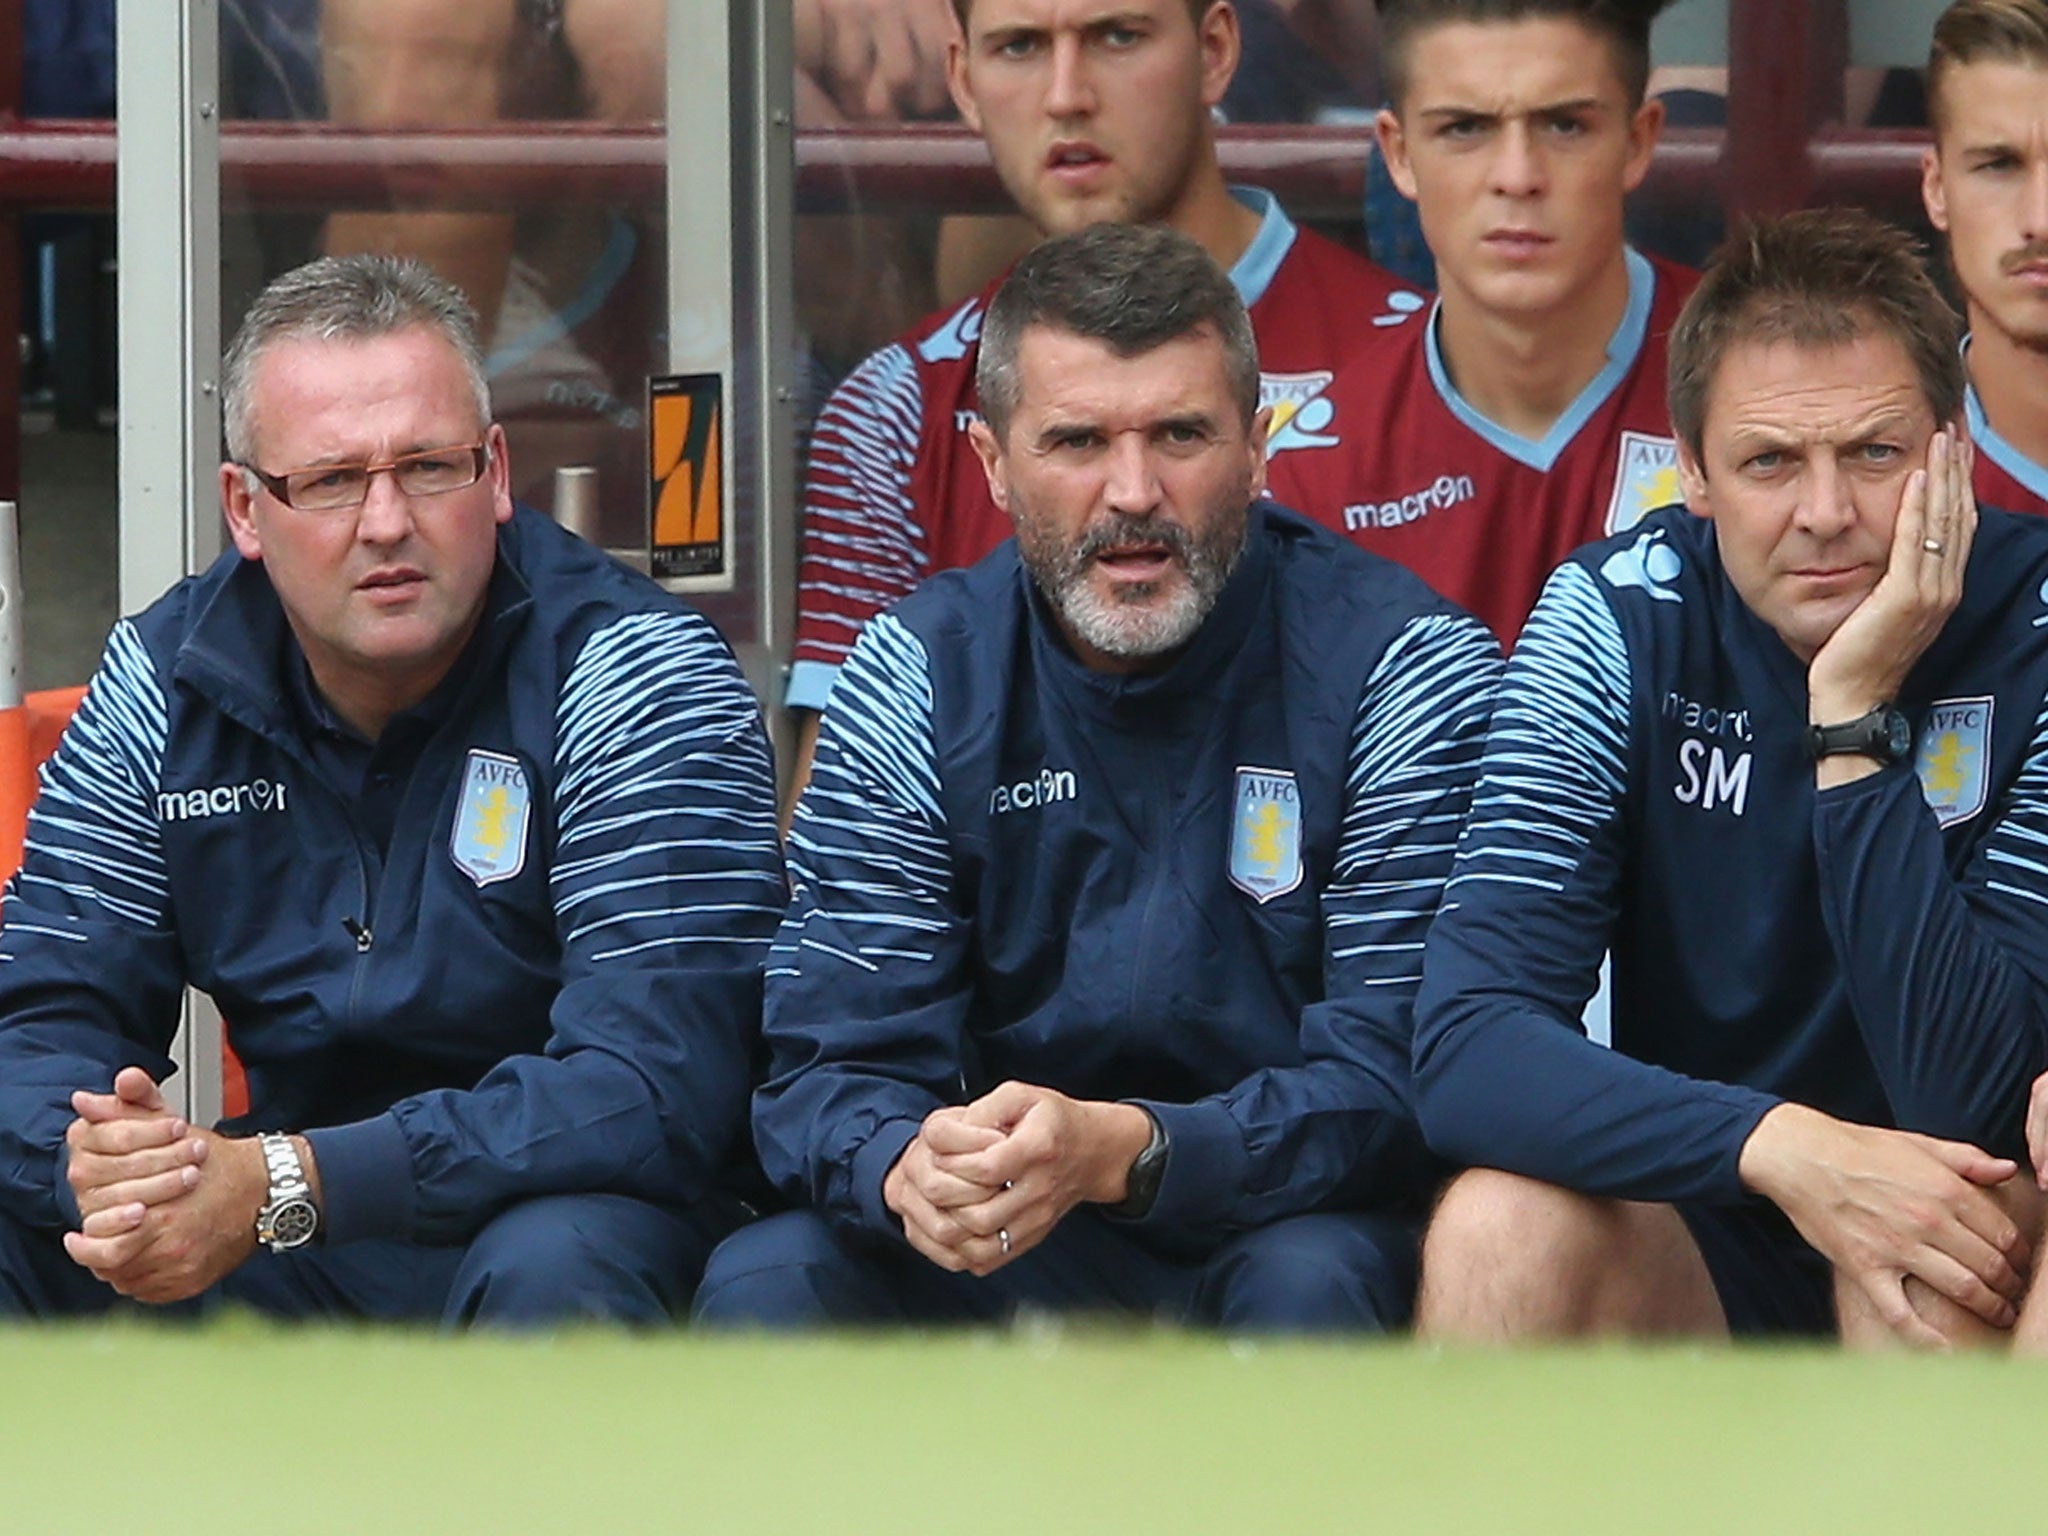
[
  {"xmin": 998, "ymin": 1228, "xmax": 1012, "ymax": 1256},
  {"xmin": 1923, "ymin": 538, "xmax": 1946, "ymax": 555}
]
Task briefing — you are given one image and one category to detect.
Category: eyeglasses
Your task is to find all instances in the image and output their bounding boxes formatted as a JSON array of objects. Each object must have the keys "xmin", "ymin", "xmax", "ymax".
[{"xmin": 242, "ymin": 443, "xmax": 490, "ymax": 513}]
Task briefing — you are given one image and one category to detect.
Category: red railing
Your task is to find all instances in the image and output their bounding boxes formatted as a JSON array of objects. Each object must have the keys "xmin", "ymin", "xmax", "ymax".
[{"xmin": 0, "ymin": 119, "xmax": 1933, "ymax": 221}]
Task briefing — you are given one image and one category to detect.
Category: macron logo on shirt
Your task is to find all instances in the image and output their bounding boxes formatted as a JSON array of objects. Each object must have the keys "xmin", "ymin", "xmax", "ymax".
[
  {"xmin": 1343, "ymin": 472, "xmax": 1477, "ymax": 532},
  {"xmin": 158, "ymin": 778, "xmax": 289, "ymax": 823},
  {"xmin": 990, "ymin": 767, "xmax": 1077, "ymax": 816}
]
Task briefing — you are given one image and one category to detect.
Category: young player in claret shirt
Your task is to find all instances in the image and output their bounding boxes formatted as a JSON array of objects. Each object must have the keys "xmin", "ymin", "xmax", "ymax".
[{"xmin": 1347, "ymin": 0, "xmax": 1693, "ymax": 645}]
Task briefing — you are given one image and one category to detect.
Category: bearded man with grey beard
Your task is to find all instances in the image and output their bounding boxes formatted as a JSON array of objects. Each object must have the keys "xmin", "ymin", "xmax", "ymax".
[
  {"xmin": 1013, "ymin": 505, "xmax": 1245, "ymax": 664},
  {"xmin": 694, "ymin": 223, "xmax": 1502, "ymax": 1333}
]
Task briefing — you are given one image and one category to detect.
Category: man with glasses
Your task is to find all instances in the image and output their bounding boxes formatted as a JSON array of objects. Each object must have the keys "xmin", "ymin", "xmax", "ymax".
[{"xmin": 0, "ymin": 254, "xmax": 785, "ymax": 1326}]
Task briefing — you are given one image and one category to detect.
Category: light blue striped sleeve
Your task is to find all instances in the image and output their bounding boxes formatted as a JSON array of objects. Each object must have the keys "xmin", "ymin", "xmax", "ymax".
[
  {"xmin": 1439, "ymin": 562, "xmax": 1631, "ymax": 927},
  {"xmin": 757, "ymin": 613, "xmax": 971, "ymax": 1233},
  {"xmin": 347, "ymin": 607, "xmax": 787, "ymax": 1241},
  {"xmin": 1134, "ymin": 609, "xmax": 1503, "ymax": 1232},
  {"xmin": 551, "ymin": 610, "xmax": 786, "ymax": 970},
  {"xmin": 10, "ymin": 621, "xmax": 172, "ymax": 937},
  {"xmin": 1414, "ymin": 563, "xmax": 1779, "ymax": 1203},
  {"xmin": 1325, "ymin": 611, "xmax": 1504, "ymax": 993},
  {"xmin": 1414, "ymin": 560, "xmax": 1634, "ymax": 1071},
  {"xmin": 0, "ymin": 619, "xmax": 186, "ymax": 1227}
]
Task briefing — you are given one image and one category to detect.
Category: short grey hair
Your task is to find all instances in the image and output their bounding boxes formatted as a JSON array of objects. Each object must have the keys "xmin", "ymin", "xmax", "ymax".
[
  {"xmin": 222, "ymin": 253, "xmax": 492, "ymax": 464},
  {"xmin": 975, "ymin": 223, "xmax": 1260, "ymax": 443}
]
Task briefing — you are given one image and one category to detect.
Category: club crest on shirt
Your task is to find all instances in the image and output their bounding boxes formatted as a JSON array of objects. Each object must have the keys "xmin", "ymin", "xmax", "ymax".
[
  {"xmin": 1260, "ymin": 371, "xmax": 1340, "ymax": 454},
  {"xmin": 1230, "ymin": 767, "xmax": 1303, "ymax": 903},
  {"xmin": 451, "ymin": 749, "xmax": 532, "ymax": 887},
  {"xmin": 1916, "ymin": 696, "xmax": 1992, "ymax": 828},
  {"xmin": 1605, "ymin": 431, "xmax": 1683, "ymax": 534}
]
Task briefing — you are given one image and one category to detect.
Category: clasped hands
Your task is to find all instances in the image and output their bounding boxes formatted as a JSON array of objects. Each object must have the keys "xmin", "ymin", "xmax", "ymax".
[
  {"xmin": 62, "ymin": 1065, "xmax": 265, "ymax": 1304},
  {"xmin": 882, "ymin": 1081, "xmax": 1154, "ymax": 1276}
]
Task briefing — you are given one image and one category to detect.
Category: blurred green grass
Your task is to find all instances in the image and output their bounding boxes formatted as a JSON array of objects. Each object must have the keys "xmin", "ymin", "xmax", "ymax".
[{"xmin": 1, "ymin": 1321, "xmax": 2040, "ymax": 1534}]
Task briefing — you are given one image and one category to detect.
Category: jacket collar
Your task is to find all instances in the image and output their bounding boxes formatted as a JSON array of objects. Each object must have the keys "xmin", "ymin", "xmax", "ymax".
[
  {"xmin": 171, "ymin": 521, "xmax": 537, "ymax": 749},
  {"xmin": 1023, "ymin": 500, "xmax": 1277, "ymax": 713}
]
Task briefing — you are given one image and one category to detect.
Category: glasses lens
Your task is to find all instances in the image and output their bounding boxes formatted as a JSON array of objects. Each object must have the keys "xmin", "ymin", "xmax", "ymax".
[
  {"xmin": 393, "ymin": 448, "xmax": 483, "ymax": 497},
  {"xmin": 284, "ymin": 467, "xmax": 370, "ymax": 512}
]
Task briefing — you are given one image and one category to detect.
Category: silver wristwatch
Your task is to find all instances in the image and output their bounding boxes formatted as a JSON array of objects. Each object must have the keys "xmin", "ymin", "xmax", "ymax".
[{"xmin": 254, "ymin": 1133, "xmax": 320, "ymax": 1253}]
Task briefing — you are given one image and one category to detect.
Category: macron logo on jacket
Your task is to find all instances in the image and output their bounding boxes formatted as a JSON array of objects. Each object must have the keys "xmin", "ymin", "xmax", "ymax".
[
  {"xmin": 157, "ymin": 777, "xmax": 289, "ymax": 823},
  {"xmin": 990, "ymin": 767, "xmax": 1077, "ymax": 816}
]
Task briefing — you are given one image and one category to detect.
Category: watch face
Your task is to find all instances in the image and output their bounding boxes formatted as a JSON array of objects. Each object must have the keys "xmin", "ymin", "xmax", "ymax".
[
  {"xmin": 267, "ymin": 1199, "xmax": 319, "ymax": 1251},
  {"xmin": 1883, "ymin": 711, "xmax": 1914, "ymax": 761}
]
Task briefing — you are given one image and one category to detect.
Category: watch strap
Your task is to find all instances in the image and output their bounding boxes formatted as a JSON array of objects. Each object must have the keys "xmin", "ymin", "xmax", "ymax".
[
  {"xmin": 1805, "ymin": 703, "xmax": 1911, "ymax": 765},
  {"xmin": 1101, "ymin": 1109, "xmax": 1168, "ymax": 1221},
  {"xmin": 259, "ymin": 1133, "xmax": 307, "ymax": 1198},
  {"xmin": 255, "ymin": 1132, "xmax": 318, "ymax": 1252}
]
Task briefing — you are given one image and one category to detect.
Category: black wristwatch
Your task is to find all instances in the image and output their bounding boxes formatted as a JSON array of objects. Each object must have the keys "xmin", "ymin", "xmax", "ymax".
[
  {"xmin": 1102, "ymin": 1109, "xmax": 1169, "ymax": 1220},
  {"xmin": 1806, "ymin": 703, "xmax": 1913, "ymax": 766}
]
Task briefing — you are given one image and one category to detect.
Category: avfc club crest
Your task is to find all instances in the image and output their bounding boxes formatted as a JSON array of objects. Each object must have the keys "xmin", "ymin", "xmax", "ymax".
[
  {"xmin": 1916, "ymin": 697, "xmax": 1992, "ymax": 828},
  {"xmin": 1605, "ymin": 431, "xmax": 1683, "ymax": 534},
  {"xmin": 451, "ymin": 749, "xmax": 533, "ymax": 886},
  {"xmin": 1259, "ymin": 371, "xmax": 1340, "ymax": 455},
  {"xmin": 1229, "ymin": 767, "xmax": 1303, "ymax": 903}
]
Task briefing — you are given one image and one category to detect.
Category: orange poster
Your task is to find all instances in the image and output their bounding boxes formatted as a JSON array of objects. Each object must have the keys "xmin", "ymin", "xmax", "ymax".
[{"xmin": 649, "ymin": 373, "xmax": 726, "ymax": 580}]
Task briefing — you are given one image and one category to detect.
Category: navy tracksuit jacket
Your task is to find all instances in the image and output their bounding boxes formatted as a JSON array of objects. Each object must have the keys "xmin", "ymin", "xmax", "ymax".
[
  {"xmin": 759, "ymin": 502, "xmax": 1501, "ymax": 1252},
  {"xmin": 0, "ymin": 506, "xmax": 785, "ymax": 1245},
  {"xmin": 1417, "ymin": 504, "xmax": 2048, "ymax": 1198}
]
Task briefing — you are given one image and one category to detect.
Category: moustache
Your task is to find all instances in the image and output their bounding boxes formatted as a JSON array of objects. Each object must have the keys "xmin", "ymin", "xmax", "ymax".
[
  {"xmin": 1071, "ymin": 514, "xmax": 1194, "ymax": 568},
  {"xmin": 2001, "ymin": 242, "xmax": 2048, "ymax": 275}
]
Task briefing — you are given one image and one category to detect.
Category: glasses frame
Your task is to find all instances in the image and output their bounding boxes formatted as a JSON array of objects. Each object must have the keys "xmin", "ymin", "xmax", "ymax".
[{"xmin": 241, "ymin": 442, "xmax": 492, "ymax": 513}]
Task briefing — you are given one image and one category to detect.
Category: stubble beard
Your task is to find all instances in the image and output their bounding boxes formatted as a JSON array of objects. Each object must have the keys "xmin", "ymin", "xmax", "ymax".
[{"xmin": 1021, "ymin": 506, "xmax": 1248, "ymax": 662}]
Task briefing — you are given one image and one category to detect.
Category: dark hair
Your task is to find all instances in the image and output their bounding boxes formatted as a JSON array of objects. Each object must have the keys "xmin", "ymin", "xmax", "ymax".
[
  {"xmin": 1667, "ymin": 209, "xmax": 1964, "ymax": 464},
  {"xmin": 952, "ymin": 0, "xmax": 1213, "ymax": 26},
  {"xmin": 1376, "ymin": 0, "xmax": 1672, "ymax": 111},
  {"xmin": 223, "ymin": 253, "xmax": 489, "ymax": 463},
  {"xmin": 976, "ymin": 222, "xmax": 1259, "ymax": 440},
  {"xmin": 1927, "ymin": 0, "xmax": 2048, "ymax": 134}
]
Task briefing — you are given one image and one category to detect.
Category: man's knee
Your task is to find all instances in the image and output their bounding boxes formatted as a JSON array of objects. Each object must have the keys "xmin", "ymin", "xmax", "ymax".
[
  {"xmin": 1861, "ymin": 1176, "xmax": 2048, "ymax": 1353},
  {"xmin": 1422, "ymin": 1168, "xmax": 1611, "ymax": 1276},
  {"xmin": 692, "ymin": 1210, "xmax": 900, "ymax": 1329},
  {"xmin": 1416, "ymin": 1169, "xmax": 1715, "ymax": 1340},
  {"xmin": 1196, "ymin": 1213, "xmax": 1419, "ymax": 1333},
  {"xmin": 446, "ymin": 1193, "xmax": 714, "ymax": 1328}
]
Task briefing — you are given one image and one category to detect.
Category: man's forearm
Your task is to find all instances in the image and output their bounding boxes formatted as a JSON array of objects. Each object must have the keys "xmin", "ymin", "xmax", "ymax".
[
  {"xmin": 1417, "ymin": 1003, "xmax": 1780, "ymax": 1206},
  {"xmin": 1813, "ymin": 765, "xmax": 2045, "ymax": 1151}
]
